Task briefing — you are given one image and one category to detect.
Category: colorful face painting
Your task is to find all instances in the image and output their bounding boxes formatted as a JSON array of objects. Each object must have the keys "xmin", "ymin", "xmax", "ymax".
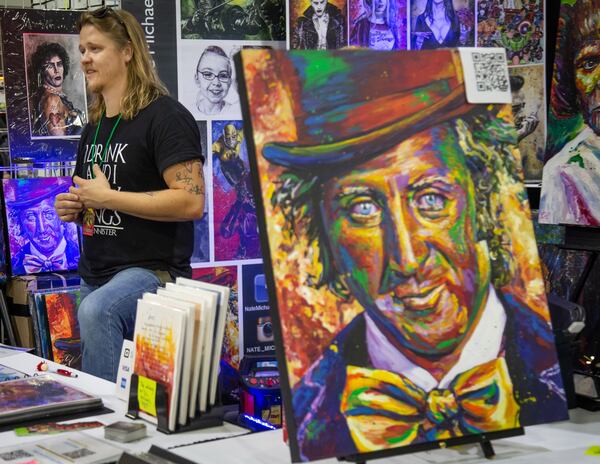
[
  {"xmin": 476, "ymin": 0, "xmax": 544, "ymax": 65},
  {"xmin": 349, "ymin": 0, "xmax": 407, "ymax": 50},
  {"xmin": 540, "ymin": 0, "xmax": 600, "ymax": 226},
  {"xmin": 410, "ymin": 0, "xmax": 474, "ymax": 50},
  {"xmin": 212, "ymin": 121, "xmax": 261, "ymax": 261},
  {"xmin": 3, "ymin": 177, "xmax": 80, "ymax": 276},
  {"xmin": 289, "ymin": 0, "xmax": 348, "ymax": 49},
  {"xmin": 236, "ymin": 49, "xmax": 568, "ymax": 462}
]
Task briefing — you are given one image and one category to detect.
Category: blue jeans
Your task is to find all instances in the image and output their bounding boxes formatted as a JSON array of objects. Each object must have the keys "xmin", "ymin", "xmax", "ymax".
[{"xmin": 78, "ymin": 267, "xmax": 162, "ymax": 382}]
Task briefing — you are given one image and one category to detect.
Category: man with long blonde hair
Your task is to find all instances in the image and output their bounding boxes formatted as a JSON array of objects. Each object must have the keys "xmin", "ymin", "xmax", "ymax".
[{"xmin": 54, "ymin": 7, "xmax": 205, "ymax": 381}]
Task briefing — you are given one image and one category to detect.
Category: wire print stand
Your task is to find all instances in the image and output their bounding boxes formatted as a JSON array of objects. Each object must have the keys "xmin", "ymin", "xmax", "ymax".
[
  {"xmin": 338, "ymin": 427, "xmax": 525, "ymax": 463},
  {"xmin": 126, "ymin": 373, "xmax": 226, "ymax": 434}
]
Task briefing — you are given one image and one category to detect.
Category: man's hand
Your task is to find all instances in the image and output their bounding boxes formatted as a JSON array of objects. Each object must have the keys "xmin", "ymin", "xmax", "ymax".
[
  {"xmin": 71, "ymin": 164, "xmax": 112, "ymax": 210},
  {"xmin": 54, "ymin": 192, "xmax": 83, "ymax": 223}
]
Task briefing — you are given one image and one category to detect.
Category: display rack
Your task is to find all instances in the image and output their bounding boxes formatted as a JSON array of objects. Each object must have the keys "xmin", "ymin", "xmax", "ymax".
[
  {"xmin": 561, "ymin": 225, "xmax": 600, "ymax": 411},
  {"xmin": 126, "ymin": 373, "xmax": 227, "ymax": 434}
]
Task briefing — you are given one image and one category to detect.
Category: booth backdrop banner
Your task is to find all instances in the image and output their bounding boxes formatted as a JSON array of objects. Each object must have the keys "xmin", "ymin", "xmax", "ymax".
[
  {"xmin": 0, "ymin": 9, "xmax": 86, "ymax": 163},
  {"xmin": 285, "ymin": 0, "xmax": 546, "ymax": 181},
  {"xmin": 174, "ymin": 0, "xmax": 285, "ymax": 401},
  {"xmin": 121, "ymin": 0, "xmax": 179, "ymax": 97},
  {"xmin": 237, "ymin": 48, "xmax": 568, "ymax": 462},
  {"xmin": 3, "ymin": 177, "xmax": 80, "ymax": 277},
  {"xmin": 540, "ymin": 0, "xmax": 600, "ymax": 226}
]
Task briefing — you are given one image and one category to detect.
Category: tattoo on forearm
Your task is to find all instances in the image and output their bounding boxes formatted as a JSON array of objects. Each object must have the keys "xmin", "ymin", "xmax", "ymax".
[{"xmin": 174, "ymin": 160, "xmax": 205, "ymax": 196}]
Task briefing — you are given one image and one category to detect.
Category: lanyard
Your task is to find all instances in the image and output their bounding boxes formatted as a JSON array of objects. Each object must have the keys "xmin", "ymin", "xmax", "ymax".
[{"xmin": 90, "ymin": 111, "xmax": 122, "ymax": 178}]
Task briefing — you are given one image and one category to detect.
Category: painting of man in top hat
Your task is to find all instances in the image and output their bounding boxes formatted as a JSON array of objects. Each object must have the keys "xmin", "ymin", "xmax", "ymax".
[
  {"xmin": 24, "ymin": 33, "xmax": 87, "ymax": 139},
  {"xmin": 3, "ymin": 177, "xmax": 80, "ymax": 276},
  {"xmin": 237, "ymin": 48, "xmax": 568, "ymax": 462}
]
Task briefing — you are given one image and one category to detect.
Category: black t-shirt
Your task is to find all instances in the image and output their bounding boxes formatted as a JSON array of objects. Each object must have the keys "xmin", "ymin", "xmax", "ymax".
[{"xmin": 74, "ymin": 95, "xmax": 204, "ymax": 286}]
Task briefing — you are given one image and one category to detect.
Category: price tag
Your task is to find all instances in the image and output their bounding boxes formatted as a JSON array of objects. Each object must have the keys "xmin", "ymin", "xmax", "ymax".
[
  {"xmin": 585, "ymin": 446, "xmax": 600, "ymax": 456},
  {"xmin": 138, "ymin": 376, "xmax": 157, "ymax": 417}
]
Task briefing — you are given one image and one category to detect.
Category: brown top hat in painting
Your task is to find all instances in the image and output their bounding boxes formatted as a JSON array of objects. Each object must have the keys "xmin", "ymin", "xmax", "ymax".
[{"xmin": 262, "ymin": 49, "xmax": 479, "ymax": 172}]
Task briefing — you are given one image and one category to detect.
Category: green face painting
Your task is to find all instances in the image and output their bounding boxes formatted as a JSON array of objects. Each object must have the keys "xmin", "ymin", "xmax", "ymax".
[{"xmin": 320, "ymin": 123, "xmax": 491, "ymax": 357}]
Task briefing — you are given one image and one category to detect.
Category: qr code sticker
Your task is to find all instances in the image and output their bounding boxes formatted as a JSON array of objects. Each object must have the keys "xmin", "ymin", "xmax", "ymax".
[
  {"xmin": 0, "ymin": 450, "xmax": 33, "ymax": 461},
  {"xmin": 459, "ymin": 48, "xmax": 511, "ymax": 103},
  {"xmin": 472, "ymin": 52, "xmax": 509, "ymax": 93},
  {"xmin": 62, "ymin": 448, "xmax": 94, "ymax": 459}
]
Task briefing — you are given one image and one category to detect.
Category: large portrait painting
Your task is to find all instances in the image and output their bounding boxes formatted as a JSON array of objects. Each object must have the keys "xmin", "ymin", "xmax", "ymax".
[
  {"xmin": 23, "ymin": 33, "xmax": 87, "ymax": 140},
  {"xmin": 540, "ymin": 0, "xmax": 600, "ymax": 226},
  {"xmin": 237, "ymin": 48, "xmax": 568, "ymax": 462},
  {"xmin": 1, "ymin": 9, "xmax": 86, "ymax": 163},
  {"xmin": 3, "ymin": 177, "xmax": 80, "ymax": 276}
]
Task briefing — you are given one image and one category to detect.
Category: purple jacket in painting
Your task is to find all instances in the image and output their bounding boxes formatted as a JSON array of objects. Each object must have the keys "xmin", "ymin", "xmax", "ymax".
[{"xmin": 291, "ymin": 291, "xmax": 567, "ymax": 461}]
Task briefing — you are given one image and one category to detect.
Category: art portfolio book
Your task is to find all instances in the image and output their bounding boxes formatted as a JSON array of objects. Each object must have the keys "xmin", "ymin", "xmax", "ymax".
[
  {"xmin": 0, "ymin": 376, "xmax": 102, "ymax": 426},
  {"xmin": 236, "ymin": 48, "xmax": 569, "ymax": 462}
]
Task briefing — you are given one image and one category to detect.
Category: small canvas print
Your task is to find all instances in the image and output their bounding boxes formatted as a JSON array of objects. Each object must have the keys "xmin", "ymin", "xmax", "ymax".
[
  {"xmin": 192, "ymin": 121, "xmax": 209, "ymax": 264},
  {"xmin": 180, "ymin": 0, "xmax": 285, "ymax": 41},
  {"xmin": 192, "ymin": 266, "xmax": 240, "ymax": 402},
  {"xmin": 212, "ymin": 120, "xmax": 261, "ymax": 261},
  {"xmin": 349, "ymin": 0, "xmax": 407, "ymax": 50},
  {"xmin": 23, "ymin": 33, "xmax": 87, "ymax": 139},
  {"xmin": 289, "ymin": 0, "xmax": 347, "ymax": 49},
  {"xmin": 477, "ymin": 0, "xmax": 544, "ymax": 65},
  {"xmin": 3, "ymin": 177, "xmax": 80, "ymax": 276},
  {"xmin": 509, "ymin": 65, "xmax": 545, "ymax": 181},
  {"xmin": 237, "ymin": 48, "xmax": 568, "ymax": 462},
  {"xmin": 44, "ymin": 290, "xmax": 81, "ymax": 369},
  {"xmin": 410, "ymin": 0, "xmax": 474, "ymax": 49},
  {"xmin": 540, "ymin": 0, "xmax": 600, "ymax": 226},
  {"xmin": 1, "ymin": 9, "xmax": 84, "ymax": 163},
  {"xmin": 177, "ymin": 41, "xmax": 241, "ymax": 120}
]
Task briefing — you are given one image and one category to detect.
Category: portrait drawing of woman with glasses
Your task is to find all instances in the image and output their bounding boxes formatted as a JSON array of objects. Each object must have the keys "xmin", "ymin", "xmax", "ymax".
[{"xmin": 195, "ymin": 46, "xmax": 234, "ymax": 116}]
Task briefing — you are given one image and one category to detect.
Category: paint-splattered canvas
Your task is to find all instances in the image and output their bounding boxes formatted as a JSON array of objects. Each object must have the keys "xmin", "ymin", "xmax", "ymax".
[
  {"xmin": 0, "ymin": 9, "xmax": 86, "ymax": 163},
  {"xmin": 540, "ymin": 0, "xmax": 600, "ymax": 226},
  {"xmin": 44, "ymin": 290, "xmax": 81, "ymax": 370},
  {"xmin": 212, "ymin": 120, "xmax": 261, "ymax": 261},
  {"xmin": 3, "ymin": 177, "xmax": 80, "ymax": 276},
  {"xmin": 237, "ymin": 48, "xmax": 568, "ymax": 462}
]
